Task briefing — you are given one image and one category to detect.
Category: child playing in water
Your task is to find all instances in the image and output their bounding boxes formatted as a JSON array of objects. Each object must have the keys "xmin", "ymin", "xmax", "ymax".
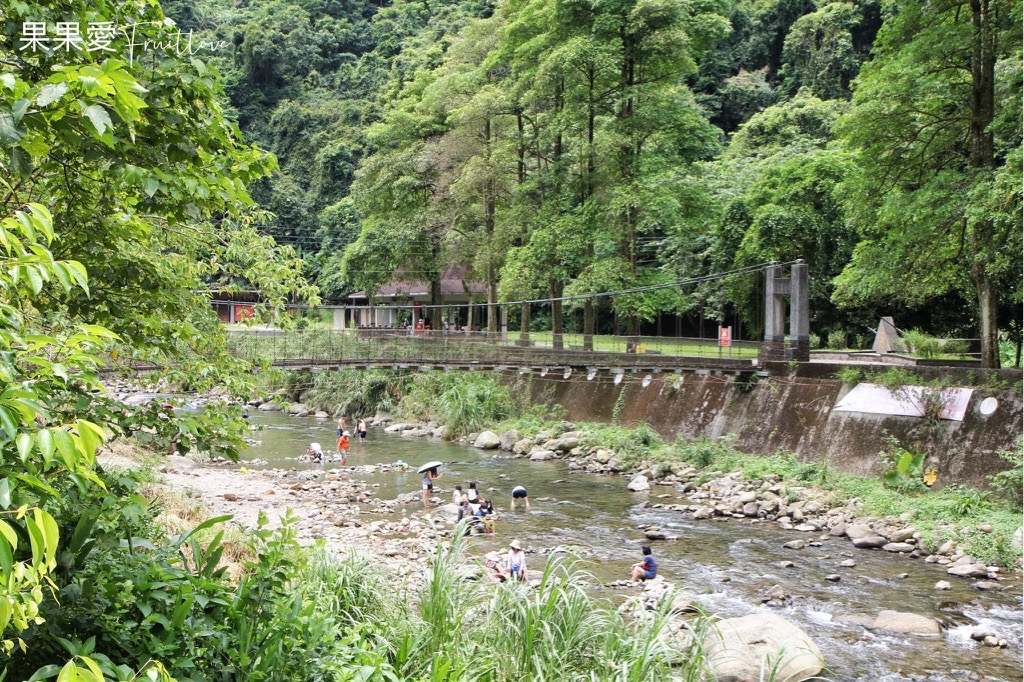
[{"xmin": 337, "ymin": 431, "xmax": 350, "ymax": 465}]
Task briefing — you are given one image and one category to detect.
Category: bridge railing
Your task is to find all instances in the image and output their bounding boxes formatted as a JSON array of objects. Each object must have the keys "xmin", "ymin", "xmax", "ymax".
[{"xmin": 225, "ymin": 329, "xmax": 759, "ymax": 368}]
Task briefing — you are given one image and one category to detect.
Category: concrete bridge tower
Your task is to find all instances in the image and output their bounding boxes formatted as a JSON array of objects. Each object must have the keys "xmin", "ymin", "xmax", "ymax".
[{"xmin": 760, "ymin": 261, "xmax": 810, "ymax": 362}]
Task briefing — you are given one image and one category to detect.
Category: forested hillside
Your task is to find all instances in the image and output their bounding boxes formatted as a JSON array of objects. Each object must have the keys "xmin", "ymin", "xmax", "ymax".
[{"xmin": 165, "ymin": 0, "xmax": 1022, "ymax": 365}]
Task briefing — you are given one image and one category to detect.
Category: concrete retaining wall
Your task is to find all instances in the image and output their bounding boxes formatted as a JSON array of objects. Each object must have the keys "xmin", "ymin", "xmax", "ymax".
[{"xmin": 518, "ymin": 367, "xmax": 1022, "ymax": 489}]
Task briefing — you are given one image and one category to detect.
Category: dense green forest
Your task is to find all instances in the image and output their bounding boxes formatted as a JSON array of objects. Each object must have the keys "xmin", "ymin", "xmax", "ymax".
[{"xmin": 163, "ymin": 0, "xmax": 1023, "ymax": 367}]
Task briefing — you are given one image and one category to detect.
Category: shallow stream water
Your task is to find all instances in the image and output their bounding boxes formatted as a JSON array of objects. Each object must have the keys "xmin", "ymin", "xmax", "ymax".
[{"xmin": 246, "ymin": 412, "xmax": 1022, "ymax": 681}]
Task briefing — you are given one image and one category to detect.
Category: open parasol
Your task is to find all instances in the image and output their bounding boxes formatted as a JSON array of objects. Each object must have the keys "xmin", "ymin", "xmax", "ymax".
[{"xmin": 417, "ymin": 460, "xmax": 443, "ymax": 474}]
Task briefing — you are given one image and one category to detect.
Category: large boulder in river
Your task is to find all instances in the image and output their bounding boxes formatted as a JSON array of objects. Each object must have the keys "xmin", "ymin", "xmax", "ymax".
[
  {"xmin": 870, "ymin": 610, "xmax": 941, "ymax": 639},
  {"xmin": 512, "ymin": 438, "xmax": 534, "ymax": 455},
  {"xmin": 499, "ymin": 430, "xmax": 522, "ymax": 451},
  {"xmin": 703, "ymin": 613, "xmax": 824, "ymax": 682},
  {"xmin": 844, "ymin": 523, "xmax": 875, "ymax": 540},
  {"xmin": 851, "ymin": 535, "xmax": 888, "ymax": 549},
  {"xmin": 627, "ymin": 475, "xmax": 650, "ymax": 492},
  {"xmin": 257, "ymin": 401, "xmax": 282, "ymax": 412},
  {"xmin": 946, "ymin": 556, "xmax": 989, "ymax": 578},
  {"xmin": 435, "ymin": 503, "xmax": 460, "ymax": 523},
  {"xmin": 474, "ymin": 431, "xmax": 501, "ymax": 449}
]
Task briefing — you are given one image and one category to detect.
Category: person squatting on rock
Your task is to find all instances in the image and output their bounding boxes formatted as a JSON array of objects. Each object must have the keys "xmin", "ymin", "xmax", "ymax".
[
  {"xmin": 631, "ymin": 545, "xmax": 657, "ymax": 582},
  {"xmin": 511, "ymin": 485, "xmax": 530, "ymax": 511},
  {"xmin": 306, "ymin": 442, "xmax": 323, "ymax": 463}
]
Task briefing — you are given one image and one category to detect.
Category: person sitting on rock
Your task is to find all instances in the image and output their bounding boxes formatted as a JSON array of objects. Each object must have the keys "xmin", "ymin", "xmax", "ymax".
[
  {"xmin": 630, "ymin": 545, "xmax": 657, "ymax": 582},
  {"xmin": 474, "ymin": 498, "xmax": 497, "ymax": 533},
  {"xmin": 466, "ymin": 481, "xmax": 479, "ymax": 504},
  {"xmin": 511, "ymin": 485, "xmax": 530, "ymax": 511},
  {"xmin": 306, "ymin": 442, "xmax": 323, "ymax": 463},
  {"xmin": 484, "ymin": 551, "xmax": 507, "ymax": 582}
]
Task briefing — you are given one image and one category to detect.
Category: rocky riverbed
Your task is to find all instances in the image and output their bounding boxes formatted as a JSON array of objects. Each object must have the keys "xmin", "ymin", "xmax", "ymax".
[{"xmin": 100, "ymin": 386, "xmax": 1024, "ymax": 679}]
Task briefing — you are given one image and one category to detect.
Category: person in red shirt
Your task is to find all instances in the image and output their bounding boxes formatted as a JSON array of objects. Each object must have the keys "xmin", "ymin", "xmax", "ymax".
[{"xmin": 336, "ymin": 431, "xmax": 350, "ymax": 465}]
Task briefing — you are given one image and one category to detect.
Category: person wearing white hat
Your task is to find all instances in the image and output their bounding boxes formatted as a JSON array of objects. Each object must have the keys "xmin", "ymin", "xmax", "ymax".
[{"xmin": 505, "ymin": 539, "xmax": 527, "ymax": 580}]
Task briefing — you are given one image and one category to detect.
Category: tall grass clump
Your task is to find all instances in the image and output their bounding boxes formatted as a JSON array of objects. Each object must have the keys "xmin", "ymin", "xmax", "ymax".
[
  {"xmin": 373, "ymin": 537, "xmax": 707, "ymax": 681},
  {"xmin": 481, "ymin": 559, "xmax": 602, "ymax": 677},
  {"xmin": 399, "ymin": 373, "xmax": 517, "ymax": 437},
  {"xmin": 579, "ymin": 422, "xmax": 663, "ymax": 463},
  {"xmin": 306, "ymin": 369, "xmax": 411, "ymax": 417}
]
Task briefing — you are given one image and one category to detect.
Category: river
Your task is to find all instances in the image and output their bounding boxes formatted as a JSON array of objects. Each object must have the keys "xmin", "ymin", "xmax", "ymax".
[{"xmin": 246, "ymin": 412, "xmax": 1022, "ymax": 681}]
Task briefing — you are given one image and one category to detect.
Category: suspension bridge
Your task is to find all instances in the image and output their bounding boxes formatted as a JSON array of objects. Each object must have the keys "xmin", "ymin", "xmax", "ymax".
[{"xmin": 217, "ymin": 262, "xmax": 811, "ymax": 377}]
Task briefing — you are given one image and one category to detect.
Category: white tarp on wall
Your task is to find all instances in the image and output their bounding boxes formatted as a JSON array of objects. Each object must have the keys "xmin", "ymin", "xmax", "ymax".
[{"xmin": 832, "ymin": 383, "xmax": 973, "ymax": 422}]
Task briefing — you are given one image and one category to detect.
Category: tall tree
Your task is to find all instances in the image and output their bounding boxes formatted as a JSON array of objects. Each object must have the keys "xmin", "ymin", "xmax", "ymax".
[{"xmin": 833, "ymin": 0, "xmax": 1022, "ymax": 367}]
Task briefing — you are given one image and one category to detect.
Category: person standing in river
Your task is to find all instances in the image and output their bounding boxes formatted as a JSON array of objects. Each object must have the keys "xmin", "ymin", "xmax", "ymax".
[
  {"xmin": 337, "ymin": 431, "xmax": 350, "ymax": 465},
  {"xmin": 356, "ymin": 417, "xmax": 367, "ymax": 444},
  {"xmin": 421, "ymin": 467, "xmax": 440, "ymax": 505},
  {"xmin": 337, "ymin": 416, "xmax": 346, "ymax": 438}
]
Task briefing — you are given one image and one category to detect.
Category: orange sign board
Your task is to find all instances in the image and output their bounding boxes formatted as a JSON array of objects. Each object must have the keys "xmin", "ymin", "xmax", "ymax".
[{"xmin": 718, "ymin": 326, "xmax": 731, "ymax": 347}]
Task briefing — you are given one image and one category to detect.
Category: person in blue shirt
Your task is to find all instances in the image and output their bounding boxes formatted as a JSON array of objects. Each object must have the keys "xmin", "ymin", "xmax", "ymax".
[{"xmin": 630, "ymin": 545, "xmax": 657, "ymax": 582}]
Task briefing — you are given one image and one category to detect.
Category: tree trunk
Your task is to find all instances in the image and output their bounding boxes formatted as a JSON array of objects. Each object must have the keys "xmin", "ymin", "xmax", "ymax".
[
  {"xmin": 583, "ymin": 300, "xmax": 594, "ymax": 350},
  {"xmin": 430, "ymin": 279, "xmax": 441, "ymax": 330},
  {"xmin": 487, "ymin": 275, "xmax": 497, "ymax": 334},
  {"xmin": 550, "ymin": 280, "xmax": 563, "ymax": 350},
  {"xmin": 972, "ymin": 263, "xmax": 1000, "ymax": 368},
  {"xmin": 484, "ymin": 116, "xmax": 498, "ymax": 335},
  {"xmin": 968, "ymin": 0, "xmax": 999, "ymax": 367},
  {"xmin": 519, "ymin": 303, "xmax": 531, "ymax": 345}
]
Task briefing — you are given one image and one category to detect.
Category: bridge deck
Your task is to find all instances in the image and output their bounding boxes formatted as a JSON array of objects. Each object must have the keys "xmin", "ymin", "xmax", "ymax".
[{"xmin": 224, "ymin": 329, "xmax": 760, "ymax": 373}]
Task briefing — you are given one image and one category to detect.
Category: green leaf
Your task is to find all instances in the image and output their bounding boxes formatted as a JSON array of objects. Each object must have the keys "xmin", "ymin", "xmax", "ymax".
[
  {"xmin": 81, "ymin": 104, "xmax": 112, "ymax": 137},
  {"xmin": 0, "ymin": 519, "xmax": 17, "ymax": 548},
  {"xmin": 37, "ymin": 428, "xmax": 54, "ymax": 465},
  {"xmin": 56, "ymin": 661, "xmax": 76, "ymax": 682},
  {"xmin": 76, "ymin": 420, "xmax": 104, "ymax": 460},
  {"xmin": 0, "ymin": 406, "xmax": 18, "ymax": 438},
  {"xmin": 40, "ymin": 509, "xmax": 59, "ymax": 566},
  {"xmin": 36, "ymin": 82, "xmax": 68, "ymax": 107},
  {"xmin": 172, "ymin": 514, "xmax": 233, "ymax": 549},
  {"xmin": 16, "ymin": 432, "xmax": 32, "ymax": 463},
  {"xmin": 0, "ymin": 478, "xmax": 12, "ymax": 509}
]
